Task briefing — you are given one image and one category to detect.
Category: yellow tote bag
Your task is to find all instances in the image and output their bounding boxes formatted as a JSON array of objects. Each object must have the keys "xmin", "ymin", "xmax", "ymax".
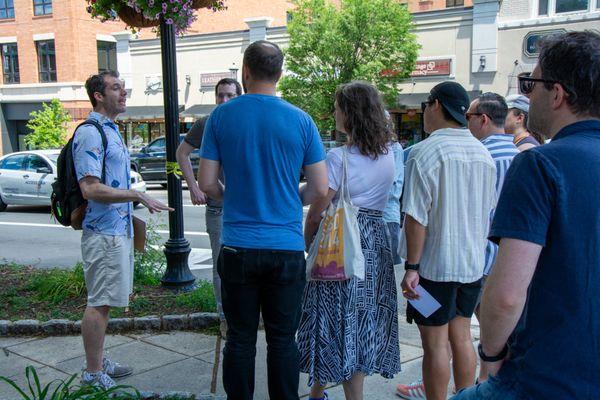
[{"xmin": 306, "ymin": 148, "xmax": 365, "ymax": 281}]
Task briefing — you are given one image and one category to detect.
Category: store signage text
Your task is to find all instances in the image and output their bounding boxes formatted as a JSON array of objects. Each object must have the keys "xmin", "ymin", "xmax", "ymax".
[{"xmin": 410, "ymin": 59, "xmax": 452, "ymax": 77}]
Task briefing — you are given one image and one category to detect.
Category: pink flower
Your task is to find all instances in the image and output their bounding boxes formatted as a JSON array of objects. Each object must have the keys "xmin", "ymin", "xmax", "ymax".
[{"xmin": 162, "ymin": 2, "xmax": 168, "ymax": 10}]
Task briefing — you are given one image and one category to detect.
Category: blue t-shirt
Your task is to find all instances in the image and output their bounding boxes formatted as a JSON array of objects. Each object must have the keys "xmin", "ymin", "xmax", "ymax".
[
  {"xmin": 73, "ymin": 112, "xmax": 132, "ymax": 236},
  {"xmin": 200, "ymin": 94, "xmax": 326, "ymax": 251},
  {"xmin": 490, "ymin": 120, "xmax": 600, "ymax": 399}
]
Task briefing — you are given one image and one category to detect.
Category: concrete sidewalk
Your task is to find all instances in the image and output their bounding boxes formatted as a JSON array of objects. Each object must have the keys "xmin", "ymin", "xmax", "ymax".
[{"xmin": 0, "ymin": 309, "xmax": 480, "ymax": 399}]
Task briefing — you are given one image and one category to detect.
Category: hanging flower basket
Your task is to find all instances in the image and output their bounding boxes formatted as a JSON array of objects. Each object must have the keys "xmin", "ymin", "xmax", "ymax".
[
  {"xmin": 116, "ymin": 6, "xmax": 158, "ymax": 28},
  {"xmin": 86, "ymin": 0, "xmax": 226, "ymax": 34}
]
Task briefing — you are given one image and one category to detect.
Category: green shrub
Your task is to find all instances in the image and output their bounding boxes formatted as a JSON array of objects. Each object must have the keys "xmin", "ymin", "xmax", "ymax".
[
  {"xmin": 0, "ymin": 365, "xmax": 140, "ymax": 399},
  {"xmin": 28, "ymin": 264, "xmax": 86, "ymax": 304},
  {"xmin": 134, "ymin": 218, "xmax": 166, "ymax": 286},
  {"xmin": 174, "ymin": 280, "xmax": 217, "ymax": 312}
]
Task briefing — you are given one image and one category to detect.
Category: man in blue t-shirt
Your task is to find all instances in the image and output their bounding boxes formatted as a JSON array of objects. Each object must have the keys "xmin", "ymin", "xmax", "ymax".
[
  {"xmin": 452, "ymin": 31, "xmax": 600, "ymax": 400},
  {"xmin": 198, "ymin": 40, "xmax": 328, "ymax": 400}
]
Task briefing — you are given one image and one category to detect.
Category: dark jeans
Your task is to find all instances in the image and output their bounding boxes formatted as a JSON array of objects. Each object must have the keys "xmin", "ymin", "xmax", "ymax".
[{"xmin": 218, "ymin": 245, "xmax": 306, "ymax": 400}]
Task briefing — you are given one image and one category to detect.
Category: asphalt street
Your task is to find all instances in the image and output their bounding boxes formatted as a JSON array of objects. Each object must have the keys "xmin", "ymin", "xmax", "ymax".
[{"xmin": 0, "ymin": 186, "xmax": 218, "ymax": 280}]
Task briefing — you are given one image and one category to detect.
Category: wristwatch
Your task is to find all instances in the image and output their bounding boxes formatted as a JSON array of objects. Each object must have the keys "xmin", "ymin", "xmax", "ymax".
[
  {"xmin": 478, "ymin": 343, "xmax": 509, "ymax": 362},
  {"xmin": 404, "ymin": 262, "xmax": 420, "ymax": 272}
]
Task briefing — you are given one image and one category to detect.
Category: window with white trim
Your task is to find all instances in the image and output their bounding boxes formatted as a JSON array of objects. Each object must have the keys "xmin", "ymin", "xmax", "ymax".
[{"xmin": 538, "ymin": 0, "xmax": 597, "ymax": 15}]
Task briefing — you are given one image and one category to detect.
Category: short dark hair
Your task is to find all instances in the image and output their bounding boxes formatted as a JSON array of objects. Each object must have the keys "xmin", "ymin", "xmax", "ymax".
[
  {"xmin": 538, "ymin": 31, "xmax": 600, "ymax": 118},
  {"xmin": 243, "ymin": 40, "xmax": 284, "ymax": 82},
  {"xmin": 335, "ymin": 81, "xmax": 392, "ymax": 158},
  {"xmin": 85, "ymin": 70, "xmax": 120, "ymax": 108},
  {"xmin": 214, "ymin": 78, "xmax": 242, "ymax": 96},
  {"xmin": 476, "ymin": 92, "xmax": 508, "ymax": 127}
]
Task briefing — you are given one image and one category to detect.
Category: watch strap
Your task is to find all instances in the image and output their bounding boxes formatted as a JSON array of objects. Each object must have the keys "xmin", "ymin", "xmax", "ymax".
[
  {"xmin": 404, "ymin": 262, "xmax": 420, "ymax": 271},
  {"xmin": 478, "ymin": 343, "xmax": 508, "ymax": 362}
]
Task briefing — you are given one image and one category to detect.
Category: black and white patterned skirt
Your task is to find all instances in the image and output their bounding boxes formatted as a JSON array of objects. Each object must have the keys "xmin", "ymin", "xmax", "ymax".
[{"xmin": 297, "ymin": 208, "xmax": 401, "ymax": 386}]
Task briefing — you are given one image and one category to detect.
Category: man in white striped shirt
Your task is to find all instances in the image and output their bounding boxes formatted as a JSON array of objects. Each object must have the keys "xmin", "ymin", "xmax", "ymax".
[{"xmin": 397, "ymin": 82, "xmax": 496, "ymax": 400}]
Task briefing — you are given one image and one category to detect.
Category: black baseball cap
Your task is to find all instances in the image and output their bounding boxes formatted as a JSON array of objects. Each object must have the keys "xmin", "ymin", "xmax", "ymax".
[{"xmin": 429, "ymin": 81, "xmax": 470, "ymax": 127}]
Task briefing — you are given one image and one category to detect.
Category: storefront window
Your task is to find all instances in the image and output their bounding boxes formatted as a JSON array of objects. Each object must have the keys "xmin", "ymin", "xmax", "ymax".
[{"xmin": 397, "ymin": 111, "xmax": 424, "ymax": 149}]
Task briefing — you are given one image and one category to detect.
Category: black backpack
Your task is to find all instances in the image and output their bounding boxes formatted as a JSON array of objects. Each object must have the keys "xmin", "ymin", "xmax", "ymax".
[{"xmin": 51, "ymin": 119, "xmax": 107, "ymax": 229}]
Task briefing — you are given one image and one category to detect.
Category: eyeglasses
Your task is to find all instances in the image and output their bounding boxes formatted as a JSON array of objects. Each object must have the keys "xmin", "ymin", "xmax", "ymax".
[
  {"xmin": 518, "ymin": 76, "xmax": 560, "ymax": 95},
  {"xmin": 465, "ymin": 112, "xmax": 488, "ymax": 121},
  {"xmin": 421, "ymin": 99, "xmax": 435, "ymax": 113}
]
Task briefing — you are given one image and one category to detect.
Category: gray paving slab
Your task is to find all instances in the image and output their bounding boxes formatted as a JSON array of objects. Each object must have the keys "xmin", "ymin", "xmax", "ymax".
[
  {"xmin": 400, "ymin": 343, "xmax": 423, "ymax": 363},
  {"xmin": 0, "ymin": 349, "xmax": 45, "ymax": 379},
  {"xmin": 119, "ymin": 356, "xmax": 219, "ymax": 395},
  {"xmin": 0, "ymin": 337, "xmax": 38, "ymax": 349},
  {"xmin": 322, "ymin": 357, "xmax": 424, "ymax": 400},
  {"xmin": 142, "ymin": 331, "xmax": 218, "ymax": 357},
  {"xmin": 7, "ymin": 335, "xmax": 132, "ymax": 366},
  {"xmin": 0, "ymin": 366, "xmax": 71, "ymax": 400},
  {"xmin": 54, "ymin": 340, "xmax": 187, "ymax": 376}
]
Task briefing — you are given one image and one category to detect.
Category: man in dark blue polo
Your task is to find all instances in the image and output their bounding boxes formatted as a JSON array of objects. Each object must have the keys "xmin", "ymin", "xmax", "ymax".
[{"xmin": 452, "ymin": 30, "xmax": 600, "ymax": 399}]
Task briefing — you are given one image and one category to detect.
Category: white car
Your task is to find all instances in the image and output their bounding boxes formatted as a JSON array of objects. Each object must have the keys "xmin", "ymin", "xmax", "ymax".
[{"xmin": 0, "ymin": 150, "xmax": 146, "ymax": 211}]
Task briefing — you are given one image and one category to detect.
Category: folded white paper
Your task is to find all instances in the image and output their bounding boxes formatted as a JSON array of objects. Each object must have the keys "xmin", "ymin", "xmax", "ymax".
[{"xmin": 408, "ymin": 285, "xmax": 442, "ymax": 318}]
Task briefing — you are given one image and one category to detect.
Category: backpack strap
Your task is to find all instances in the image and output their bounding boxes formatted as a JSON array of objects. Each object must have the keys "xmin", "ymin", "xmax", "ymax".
[{"xmin": 74, "ymin": 119, "xmax": 109, "ymax": 184}]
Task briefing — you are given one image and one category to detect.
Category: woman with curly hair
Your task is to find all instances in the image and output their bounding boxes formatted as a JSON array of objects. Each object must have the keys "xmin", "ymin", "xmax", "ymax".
[{"xmin": 298, "ymin": 81, "xmax": 401, "ymax": 400}]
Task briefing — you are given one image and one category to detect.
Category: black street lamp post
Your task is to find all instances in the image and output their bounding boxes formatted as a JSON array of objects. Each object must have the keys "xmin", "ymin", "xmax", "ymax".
[{"xmin": 159, "ymin": 18, "xmax": 196, "ymax": 290}]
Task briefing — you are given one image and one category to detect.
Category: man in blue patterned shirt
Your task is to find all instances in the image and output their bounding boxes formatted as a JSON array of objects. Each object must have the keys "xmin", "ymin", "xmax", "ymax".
[
  {"xmin": 466, "ymin": 92, "xmax": 518, "ymax": 382},
  {"xmin": 73, "ymin": 71, "xmax": 172, "ymax": 389}
]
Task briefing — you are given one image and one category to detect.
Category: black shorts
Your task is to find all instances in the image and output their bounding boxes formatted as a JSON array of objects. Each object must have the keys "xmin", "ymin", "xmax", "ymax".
[{"xmin": 407, "ymin": 276, "xmax": 483, "ymax": 326}]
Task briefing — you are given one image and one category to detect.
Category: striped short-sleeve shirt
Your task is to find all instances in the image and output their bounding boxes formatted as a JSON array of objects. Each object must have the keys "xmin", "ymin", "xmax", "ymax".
[
  {"xmin": 481, "ymin": 133, "xmax": 519, "ymax": 275},
  {"xmin": 399, "ymin": 128, "xmax": 497, "ymax": 283}
]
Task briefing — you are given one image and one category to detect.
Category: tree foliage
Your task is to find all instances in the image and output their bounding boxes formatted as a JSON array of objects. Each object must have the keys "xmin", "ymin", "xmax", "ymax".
[
  {"xmin": 25, "ymin": 99, "xmax": 71, "ymax": 150},
  {"xmin": 279, "ymin": 0, "xmax": 419, "ymax": 133}
]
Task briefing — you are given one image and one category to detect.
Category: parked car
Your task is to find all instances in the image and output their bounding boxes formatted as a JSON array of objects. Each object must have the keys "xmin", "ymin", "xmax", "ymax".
[
  {"xmin": 0, "ymin": 150, "xmax": 146, "ymax": 211},
  {"xmin": 130, "ymin": 134, "xmax": 198, "ymax": 187}
]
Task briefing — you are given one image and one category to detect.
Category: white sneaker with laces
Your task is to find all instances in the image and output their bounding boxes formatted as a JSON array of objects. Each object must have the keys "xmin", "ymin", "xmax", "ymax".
[{"xmin": 81, "ymin": 370, "xmax": 116, "ymax": 390}]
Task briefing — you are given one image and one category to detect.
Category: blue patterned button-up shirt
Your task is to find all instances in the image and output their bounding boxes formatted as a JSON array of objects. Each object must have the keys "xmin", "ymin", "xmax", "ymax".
[{"xmin": 72, "ymin": 112, "xmax": 132, "ymax": 237}]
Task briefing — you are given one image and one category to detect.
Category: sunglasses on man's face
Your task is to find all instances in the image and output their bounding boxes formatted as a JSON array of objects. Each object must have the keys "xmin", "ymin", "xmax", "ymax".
[
  {"xmin": 421, "ymin": 99, "xmax": 435, "ymax": 113},
  {"xmin": 518, "ymin": 75, "xmax": 560, "ymax": 95}
]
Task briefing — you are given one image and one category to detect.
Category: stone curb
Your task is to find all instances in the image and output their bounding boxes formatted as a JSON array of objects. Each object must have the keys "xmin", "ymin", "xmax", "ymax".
[
  {"xmin": 0, "ymin": 313, "xmax": 219, "ymax": 337},
  {"xmin": 139, "ymin": 392, "xmax": 225, "ymax": 399}
]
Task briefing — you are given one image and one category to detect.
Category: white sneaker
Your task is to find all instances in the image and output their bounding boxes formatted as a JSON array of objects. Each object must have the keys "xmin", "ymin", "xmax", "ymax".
[
  {"xmin": 81, "ymin": 370, "xmax": 116, "ymax": 390},
  {"xmin": 396, "ymin": 379, "xmax": 427, "ymax": 399}
]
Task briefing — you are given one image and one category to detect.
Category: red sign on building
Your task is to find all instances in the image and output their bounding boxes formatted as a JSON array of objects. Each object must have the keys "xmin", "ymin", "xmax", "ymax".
[{"xmin": 410, "ymin": 59, "xmax": 452, "ymax": 77}]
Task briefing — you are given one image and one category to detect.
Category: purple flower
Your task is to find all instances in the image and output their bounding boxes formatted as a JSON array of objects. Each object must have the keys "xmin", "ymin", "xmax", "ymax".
[
  {"xmin": 162, "ymin": 2, "xmax": 168, "ymax": 10},
  {"xmin": 173, "ymin": 6, "xmax": 178, "ymax": 12},
  {"xmin": 148, "ymin": 0, "xmax": 154, "ymax": 6},
  {"xmin": 166, "ymin": 18, "xmax": 173, "ymax": 24}
]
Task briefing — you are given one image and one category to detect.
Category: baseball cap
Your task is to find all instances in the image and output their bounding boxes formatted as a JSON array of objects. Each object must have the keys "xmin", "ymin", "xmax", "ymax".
[
  {"xmin": 505, "ymin": 94, "xmax": 530, "ymax": 113},
  {"xmin": 429, "ymin": 81, "xmax": 470, "ymax": 127}
]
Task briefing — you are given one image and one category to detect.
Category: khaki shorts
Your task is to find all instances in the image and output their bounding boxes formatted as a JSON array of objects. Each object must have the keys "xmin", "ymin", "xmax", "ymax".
[{"xmin": 81, "ymin": 232, "xmax": 134, "ymax": 307}]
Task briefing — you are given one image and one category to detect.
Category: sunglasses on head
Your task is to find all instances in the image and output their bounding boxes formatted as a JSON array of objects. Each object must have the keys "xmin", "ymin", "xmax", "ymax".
[{"xmin": 518, "ymin": 75, "xmax": 561, "ymax": 95}]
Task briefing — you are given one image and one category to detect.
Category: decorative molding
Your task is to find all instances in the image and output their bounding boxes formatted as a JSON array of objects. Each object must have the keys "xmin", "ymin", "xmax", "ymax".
[
  {"xmin": 0, "ymin": 36, "xmax": 17, "ymax": 44},
  {"xmin": 96, "ymin": 33, "xmax": 117, "ymax": 43},
  {"xmin": 32, "ymin": 32, "xmax": 54, "ymax": 41}
]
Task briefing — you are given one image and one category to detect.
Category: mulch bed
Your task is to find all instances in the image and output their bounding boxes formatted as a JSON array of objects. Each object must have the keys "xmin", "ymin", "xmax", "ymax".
[{"xmin": 0, "ymin": 264, "xmax": 216, "ymax": 323}]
